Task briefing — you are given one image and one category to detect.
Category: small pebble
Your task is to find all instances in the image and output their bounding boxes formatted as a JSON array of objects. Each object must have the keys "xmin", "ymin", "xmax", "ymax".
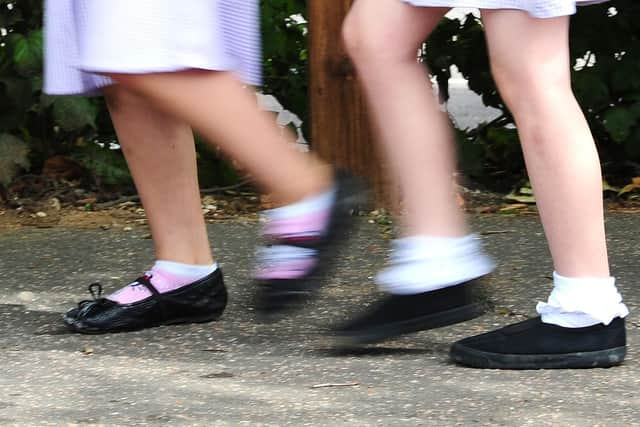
[{"xmin": 17, "ymin": 291, "xmax": 35, "ymax": 302}]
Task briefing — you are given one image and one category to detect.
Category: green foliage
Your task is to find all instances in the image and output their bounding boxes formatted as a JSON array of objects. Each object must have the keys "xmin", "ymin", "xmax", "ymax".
[
  {"xmin": 425, "ymin": 0, "xmax": 640, "ymax": 189},
  {"xmin": 0, "ymin": 0, "xmax": 108, "ymax": 185},
  {"xmin": 571, "ymin": 0, "xmax": 640, "ymax": 179},
  {"xmin": 71, "ymin": 139, "xmax": 130, "ymax": 186},
  {"xmin": 0, "ymin": 0, "xmax": 310, "ymax": 190},
  {"xmin": 1, "ymin": 0, "xmax": 638, "ymax": 194},
  {"xmin": 11, "ymin": 28, "xmax": 42, "ymax": 76},
  {"xmin": 260, "ymin": 0, "xmax": 309, "ymax": 135}
]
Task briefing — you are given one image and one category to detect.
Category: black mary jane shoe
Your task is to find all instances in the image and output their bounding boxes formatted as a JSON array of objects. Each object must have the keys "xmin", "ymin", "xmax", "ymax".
[
  {"xmin": 253, "ymin": 170, "xmax": 365, "ymax": 319},
  {"xmin": 450, "ymin": 316, "xmax": 627, "ymax": 369},
  {"xmin": 63, "ymin": 269, "xmax": 227, "ymax": 334},
  {"xmin": 332, "ymin": 278, "xmax": 487, "ymax": 347}
]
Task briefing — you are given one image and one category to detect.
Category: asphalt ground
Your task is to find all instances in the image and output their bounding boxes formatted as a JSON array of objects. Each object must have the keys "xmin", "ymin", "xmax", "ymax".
[{"xmin": 0, "ymin": 214, "xmax": 638, "ymax": 426}]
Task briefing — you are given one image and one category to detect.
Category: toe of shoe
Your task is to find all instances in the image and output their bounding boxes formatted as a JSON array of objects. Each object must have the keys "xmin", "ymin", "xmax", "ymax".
[{"xmin": 62, "ymin": 315, "xmax": 86, "ymax": 333}]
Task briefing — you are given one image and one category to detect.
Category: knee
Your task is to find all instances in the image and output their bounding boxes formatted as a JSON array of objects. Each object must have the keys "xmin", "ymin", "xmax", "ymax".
[
  {"xmin": 341, "ymin": 12, "xmax": 365, "ymax": 61},
  {"xmin": 490, "ymin": 60, "xmax": 572, "ymax": 116},
  {"xmin": 342, "ymin": 13, "xmax": 418, "ymax": 67},
  {"xmin": 103, "ymin": 84, "xmax": 145, "ymax": 114}
]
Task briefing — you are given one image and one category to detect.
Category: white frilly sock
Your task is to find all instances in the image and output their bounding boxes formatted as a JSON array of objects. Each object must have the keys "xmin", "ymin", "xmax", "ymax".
[
  {"xmin": 537, "ymin": 272, "xmax": 629, "ymax": 328},
  {"xmin": 376, "ymin": 234, "xmax": 495, "ymax": 295}
]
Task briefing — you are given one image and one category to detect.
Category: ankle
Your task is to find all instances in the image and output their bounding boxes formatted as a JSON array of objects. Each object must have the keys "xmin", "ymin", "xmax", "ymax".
[
  {"xmin": 271, "ymin": 164, "xmax": 334, "ymax": 206},
  {"xmin": 153, "ymin": 252, "xmax": 215, "ymax": 266},
  {"xmin": 536, "ymin": 272, "xmax": 628, "ymax": 328}
]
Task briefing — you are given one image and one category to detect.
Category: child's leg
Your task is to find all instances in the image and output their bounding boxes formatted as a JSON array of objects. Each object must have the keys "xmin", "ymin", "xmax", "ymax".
[
  {"xmin": 104, "ymin": 86, "xmax": 213, "ymax": 266},
  {"xmin": 64, "ymin": 86, "xmax": 227, "ymax": 333},
  {"xmin": 107, "ymin": 71, "xmax": 333, "ymax": 206},
  {"xmin": 482, "ymin": 11, "xmax": 608, "ymax": 278},
  {"xmin": 450, "ymin": 10, "xmax": 627, "ymax": 369},
  {"xmin": 84, "ymin": 85, "xmax": 218, "ymax": 306},
  {"xmin": 334, "ymin": 0, "xmax": 494, "ymax": 345},
  {"xmin": 103, "ymin": 71, "xmax": 362, "ymax": 317},
  {"xmin": 343, "ymin": 0, "xmax": 464, "ymax": 237}
]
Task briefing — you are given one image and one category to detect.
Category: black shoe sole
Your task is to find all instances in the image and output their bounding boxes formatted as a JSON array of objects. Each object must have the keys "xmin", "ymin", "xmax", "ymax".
[
  {"xmin": 63, "ymin": 310, "xmax": 224, "ymax": 335},
  {"xmin": 333, "ymin": 302, "xmax": 485, "ymax": 347},
  {"xmin": 450, "ymin": 343, "xmax": 627, "ymax": 369}
]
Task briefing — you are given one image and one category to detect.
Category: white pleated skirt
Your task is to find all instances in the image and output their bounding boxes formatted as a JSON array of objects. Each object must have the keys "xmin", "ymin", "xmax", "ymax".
[
  {"xmin": 44, "ymin": 0, "xmax": 262, "ymax": 95},
  {"xmin": 402, "ymin": 0, "xmax": 609, "ymax": 18}
]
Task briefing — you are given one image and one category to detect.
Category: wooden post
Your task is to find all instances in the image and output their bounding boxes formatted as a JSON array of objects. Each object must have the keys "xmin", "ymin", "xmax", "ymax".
[{"xmin": 308, "ymin": 0, "xmax": 389, "ymax": 206}]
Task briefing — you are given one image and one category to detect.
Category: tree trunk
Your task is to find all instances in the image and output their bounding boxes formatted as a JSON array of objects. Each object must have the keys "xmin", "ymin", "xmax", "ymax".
[{"xmin": 308, "ymin": 0, "xmax": 390, "ymax": 207}]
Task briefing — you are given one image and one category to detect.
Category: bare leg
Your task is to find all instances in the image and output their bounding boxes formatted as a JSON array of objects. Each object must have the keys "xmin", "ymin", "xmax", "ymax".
[
  {"xmin": 482, "ymin": 10, "xmax": 609, "ymax": 277},
  {"xmin": 449, "ymin": 10, "xmax": 626, "ymax": 370},
  {"xmin": 104, "ymin": 85, "xmax": 213, "ymax": 265},
  {"xmin": 333, "ymin": 1, "xmax": 494, "ymax": 346},
  {"xmin": 64, "ymin": 85, "xmax": 227, "ymax": 331},
  {"xmin": 343, "ymin": 0, "xmax": 465, "ymax": 237},
  {"xmin": 106, "ymin": 71, "xmax": 332, "ymax": 206}
]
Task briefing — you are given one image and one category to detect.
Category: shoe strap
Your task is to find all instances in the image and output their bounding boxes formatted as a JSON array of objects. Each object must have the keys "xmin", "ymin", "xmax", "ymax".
[{"xmin": 135, "ymin": 275, "xmax": 168, "ymax": 321}]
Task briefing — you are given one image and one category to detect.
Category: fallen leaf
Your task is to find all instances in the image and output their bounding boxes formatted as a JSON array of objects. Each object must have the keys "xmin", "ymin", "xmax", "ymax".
[
  {"xmin": 602, "ymin": 180, "xmax": 621, "ymax": 193},
  {"xmin": 201, "ymin": 348, "xmax": 227, "ymax": 353},
  {"xmin": 310, "ymin": 382, "xmax": 360, "ymax": 389},
  {"xmin": 505, "ymin": 192, "xmax": 536, "ymax": 204},
  {"xmin": 50, "ymin": 197, "xmax": 61, "ymax": 210},
  {"xmin": 201, "ymin": 372, "xmax": 234, "ymax": 379},
  {"xmin": 499, "ymin": 204, "xmax": 528, "ymax": 211},
  {"xmin": 474, "ymin": 206, "xmax": 496, "ymax": 214},
  {"xmin": 618, "ymin": 177, "xmax": 640, "ymax": 196},
  {"xmin": 494, "ymin": 306, "xmax": 514, "ymax": 316},
  {"xmin": 481, "ymin": 230, "xmax": 514, "ymax": 235}
]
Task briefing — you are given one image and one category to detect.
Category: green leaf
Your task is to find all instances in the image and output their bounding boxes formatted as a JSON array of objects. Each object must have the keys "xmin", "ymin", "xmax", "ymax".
[
  {"xmin": 602, "ymin": 180, "xmax": 621, "ymax": 193},
  {"xmin": 52, "ymin": 96, "xmax": 98, "ymax": 131},
  {"xmin": 603, "ymin": 107, "xmax": 637, "ymax": 142},
  {"xmin": 39, "ymin": 92, "xmax": 56, "ymax": 109},
  {"xmin": 73, "ymin": 142, "xmax": 131, "ymax": 186},
  {"xmin": 573, "ymin": 71, "xmax": 610, "ymax": 108},
  {"xmin": 11, "ymin": 29, "xmax": 43, "ymax": 76}
]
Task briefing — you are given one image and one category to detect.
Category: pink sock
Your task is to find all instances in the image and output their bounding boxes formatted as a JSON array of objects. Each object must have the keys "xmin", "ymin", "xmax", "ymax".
[
  {"xmin": 255, "ymin": 188, "xmax": 335, "ymax": 280},
  {"xmin": 263, "ymin": 209, "xmax": 331, "ymax": 241},
  {"xmin": 107, "ymin": 262, "xmax": 217, "ymax": 304}
]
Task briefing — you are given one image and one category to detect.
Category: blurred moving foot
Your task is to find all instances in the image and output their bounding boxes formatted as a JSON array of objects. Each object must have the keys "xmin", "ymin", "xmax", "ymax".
[
  {"xmin": 253, "ymin": 170, "xmax": 365, "ymax": 320},
  {"xmin": 332, "ymin": 277, "xmax": 487, "ymax": 347}
]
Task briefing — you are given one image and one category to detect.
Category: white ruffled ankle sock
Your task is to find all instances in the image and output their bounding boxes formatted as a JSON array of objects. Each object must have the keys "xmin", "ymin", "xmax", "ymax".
[
  {"xmin": 536, "ymin": 272, "xmax": 629, "ymax": 328},
  {"xmin": 376, "ymin": 234, "xmax": 495, "ymax": 295}
]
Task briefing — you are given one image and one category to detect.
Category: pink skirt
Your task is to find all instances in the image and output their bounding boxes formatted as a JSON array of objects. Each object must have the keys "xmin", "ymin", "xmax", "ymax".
[
  {"xmin": 44, "ymin": 0, "xmax": 262, "ymax": 95},
  {"xmin": 402, "ymin": 0, "xmax": 609, "ymax": 18}
]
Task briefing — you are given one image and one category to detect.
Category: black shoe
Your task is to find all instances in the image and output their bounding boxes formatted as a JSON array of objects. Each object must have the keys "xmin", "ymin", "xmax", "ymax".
[
  {"xmin": 332, "ymin": 278, "xmax": 487, "ymax": 346},
  {"xmin": 254, "ymin": 170, "xmax": 365, "ymax": 319},
  {"xmin": 63, "ymin": 269, "xmax": 228, "ymax": 334},
  {"xmin": 450, "ymin": 316, "xmax": 627, "ymax": 369}
]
